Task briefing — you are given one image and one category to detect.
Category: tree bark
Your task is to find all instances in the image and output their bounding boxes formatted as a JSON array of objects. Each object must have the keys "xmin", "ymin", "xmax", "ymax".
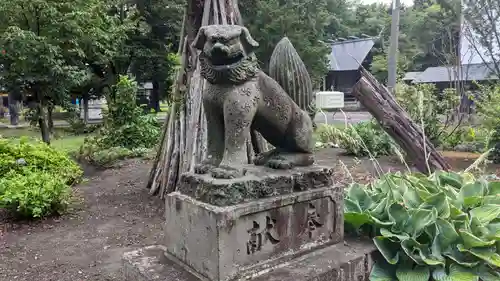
[
  {"xmin": 83, "ymin": 95, "xmax": 89, "ymax": 124},
  {"xmin": 7, "ymin": 91, "xmax": 20, "ymax": 126},
  {"xmin": 351, "ymin": 68, "xmax": 451, "ymax": 174},
  {"xmin": 36, "ymin": 99, "xmax": 50, "ymax": 144},
  {"xmin": 47, "ymin": 103, "xmax": 54, "ymax": 133},
  {"xmin": 151, "ymin": 80, "xmax": 161, "ymax": 113}
]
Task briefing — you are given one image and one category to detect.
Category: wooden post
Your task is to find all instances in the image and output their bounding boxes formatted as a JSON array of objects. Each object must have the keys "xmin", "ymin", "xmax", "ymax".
[{"xmin": 352, "ymin": 68, "xmax": 451, "ymax": 174}]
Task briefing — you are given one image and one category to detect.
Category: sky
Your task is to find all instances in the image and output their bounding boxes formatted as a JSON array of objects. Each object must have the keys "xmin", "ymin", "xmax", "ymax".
[{"xmin": 361, "ymin": 0, "xmax": 414, "ymax": 5}]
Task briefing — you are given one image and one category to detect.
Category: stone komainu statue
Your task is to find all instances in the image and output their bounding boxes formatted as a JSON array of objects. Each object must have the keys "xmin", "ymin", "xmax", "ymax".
[{"xmin": 192, "ymin": 25, "xmax": 315, "ymax": 179}]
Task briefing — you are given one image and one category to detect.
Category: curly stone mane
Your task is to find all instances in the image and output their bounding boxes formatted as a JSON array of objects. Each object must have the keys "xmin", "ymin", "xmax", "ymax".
[{"xmin": 199, "ymin": 53, "xmax": 260, "ymax": 85}]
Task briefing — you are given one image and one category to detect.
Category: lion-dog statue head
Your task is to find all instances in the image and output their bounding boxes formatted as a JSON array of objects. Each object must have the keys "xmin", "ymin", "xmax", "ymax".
[{"xmin": 192, "ymin": 25, "xmax": 261, "ymax": 84}]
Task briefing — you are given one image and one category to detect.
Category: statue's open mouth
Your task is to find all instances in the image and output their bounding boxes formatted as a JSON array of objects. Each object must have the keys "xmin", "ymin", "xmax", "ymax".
[{"xmin": 207, "ymin": 52, "xmax": 245, "ymax": 69}]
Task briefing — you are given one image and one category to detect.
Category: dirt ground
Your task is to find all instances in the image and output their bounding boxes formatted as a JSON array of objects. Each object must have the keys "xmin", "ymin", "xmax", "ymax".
[{"xmin": 0, "ymin": 148, "xmax": 494, "ymax": 281}]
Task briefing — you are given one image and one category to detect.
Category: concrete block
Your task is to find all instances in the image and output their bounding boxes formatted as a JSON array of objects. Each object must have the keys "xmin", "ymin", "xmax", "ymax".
[
  {"xmin": 122, "ymin": 239, "xmax": 377, "ymax": 281},
  {"xmin": 164, "ymin": 185, "xmax": 343, "ymax": 281}
]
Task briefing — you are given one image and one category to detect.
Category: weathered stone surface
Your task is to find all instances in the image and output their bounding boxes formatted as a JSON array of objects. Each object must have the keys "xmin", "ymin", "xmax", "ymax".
[
  {"xmin": 178, "ymin": 165, "xmax": 335, "ymax": 206},
  {"xmin": 164, "ymin": 185, "xmax": 343, "ymax": 281},
  {"xmin": 122, "ymin": 239, "xmax": 377, "ymax": 281},
  {"xmin": 122, "ymin": 245, "xmax": 198, "ymax": 281},
  {"xmin": 191, "ymin": 25, "xmax": 315, "ymax": 179}
]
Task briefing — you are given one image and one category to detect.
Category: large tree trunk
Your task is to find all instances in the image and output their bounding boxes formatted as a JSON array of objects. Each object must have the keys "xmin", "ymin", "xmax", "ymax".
[
  {"xmin": 83, "ymin": 95, "xmax": 89, "ymax": 124},
  {"xmin": 35, "ymin": 91, "xmax": 50, "ymax": 144},
  {"xmin": 147, "ymin": 0, "xmax": 251, "ymax": 197},
  {"xmin": 351, "ymin": 68, "xmax": 451, "ymax": 173},
  {"xmin": 150, "ymin": 80, "xmax": 161, "ymax": 113},
  {"xmin": 7, "ymin": 90, "xmax": 20, "ymax": 126}
]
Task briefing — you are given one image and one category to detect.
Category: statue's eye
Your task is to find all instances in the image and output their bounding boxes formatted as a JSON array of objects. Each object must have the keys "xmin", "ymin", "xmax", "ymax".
[{"xmin": 211, "ymin": 38, "xmax": 217, "ymax": 44}]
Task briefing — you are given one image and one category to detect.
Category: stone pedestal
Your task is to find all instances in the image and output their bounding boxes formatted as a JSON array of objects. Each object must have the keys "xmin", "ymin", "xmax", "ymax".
[{"xmin": 123, "ymin": 165, "xmax": 376, "ymax": 281}]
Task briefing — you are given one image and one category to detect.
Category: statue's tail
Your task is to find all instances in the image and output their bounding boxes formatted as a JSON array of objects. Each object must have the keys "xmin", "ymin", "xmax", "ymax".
[{"xmin": 269, "ymin": 37, "xmax": 316, "ymax": 123}]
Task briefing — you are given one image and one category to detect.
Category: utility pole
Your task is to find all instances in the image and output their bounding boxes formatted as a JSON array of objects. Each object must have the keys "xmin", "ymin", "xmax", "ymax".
[{"xmin": 387, "ymin": 0, "xmax": 400, "ymax": 93}]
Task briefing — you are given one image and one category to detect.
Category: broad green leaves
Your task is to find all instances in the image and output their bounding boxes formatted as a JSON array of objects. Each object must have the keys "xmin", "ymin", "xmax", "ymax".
[{"xmin": 344, "ymin": 171, "xmax": 500, "ymax": 281}]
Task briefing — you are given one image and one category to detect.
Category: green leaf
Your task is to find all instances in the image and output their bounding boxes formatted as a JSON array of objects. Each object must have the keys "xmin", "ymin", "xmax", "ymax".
[
  {"xmin": 404, "ymin": 208, "xmax": 438, "ymax": 237},
  {"xmin": 432, "ymin": 264, "xmax": 478, "ymax": 281},
  {"xmin": 443, "ymin": 247, "xmax": 480, "ymax": 268},
  {"xmin": 420, "ymin": 192, "xmax": 450, "ymax": 219},
  {"xmin": 435, "ymin": 218, "xmax": 460, "ymax": 248},
  {"xmin": 371, "ymin": 215, "xmax": 395, "ymax": 228},
  {"xmin": 459, "ymin": 182, "xmax": 486, "ymax": 207},
  {"xmin": 450, "ymin": 205, "xmax": 467, "ymax": 220},
  {"xmin": 469, "ymin": 204, "xmax": 500, "ymax": 225},
  {"xmin": 457, "ymin": 244, "xmax": 500, "ymax": 267},
  {"xmin": 417, "ymin": 245, "xmax": 445, "ymax": 266},
  {"xmin": 369, "ymin": 261, "xmax": 396, "ymax": 281},
  {"xmin": 487, "ymin": 181, "xmax": 500, "ymax": 196},
  {"xmin": 486, "ymin": 222, "xmax": 500, "ymax": 240},
  {"xmin": 373, "ymin": 236, "xmax": 400, "ymax": 265},
  {"xmin": 370, "ymin": 197, "xmax": 389, "ymax": 218},
  {"xmin": 395, "ymin": 265, "xmax": 429, "ymax": 281},
  {"xmin": 388, "ymin": 203, "xmax": 410, "ymax": 232},
  {"xmin": 459, "ymin": 229, "xmax": 496, "ymax": 248},
  {"xmin": 401, "ymin": 238, "xmax": 424, "ymax": 265},
  {"xmin": 380, "ymin": 228, "xmax": 409, "ymax": 241},
  {"xmin": 347, "ymin": 183, "xmax": 373, "ymax": 211},
  {"xmin": 477, "ymin": 265, "xmax": 500, "ymax": 281},
  {"xmin": 345, "ymin": 212, "xmax": 371, "ymax": 229},
  {"xmin": 344, "ymin": 198, "xmax": 362, "ymax": 213},
  {"xmin": 439, "ymin": 171, "xmax": 464, "ymax": 189},
  {"xmin": 482, "ymin": 195, "xmax": 500, "ymax": 205},
  {"xmin": 401, "ymin": 185, "xmax": 423, "ymax": 209}
]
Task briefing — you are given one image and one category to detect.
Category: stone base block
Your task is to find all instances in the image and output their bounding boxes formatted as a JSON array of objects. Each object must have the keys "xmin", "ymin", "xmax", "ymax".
[
  {"xmin": 122, "ymin": 239, "xmax": 377, "ymax": 281},
  {"xmin": 165, "ymin": 186, "xmax": 343, "ymax": 281}
]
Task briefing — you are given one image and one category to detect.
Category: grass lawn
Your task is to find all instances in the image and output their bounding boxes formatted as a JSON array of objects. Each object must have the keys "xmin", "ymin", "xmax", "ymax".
[{"xmin": 0, "ymin": 127, "xmax": 88, "ymax": 153}]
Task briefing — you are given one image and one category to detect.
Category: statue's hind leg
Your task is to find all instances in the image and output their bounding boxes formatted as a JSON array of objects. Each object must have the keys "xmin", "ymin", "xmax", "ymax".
[{"xmin": 262, "ymin": 110, "xmax": 315, "ymax": 169}]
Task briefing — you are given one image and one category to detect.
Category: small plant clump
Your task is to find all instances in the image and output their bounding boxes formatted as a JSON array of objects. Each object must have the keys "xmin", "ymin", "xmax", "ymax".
[
  {"xmin": 0, "ymin": 137, "xmax": 82, "ymax": 218},
  {"xmin": 344, "ymin": 170, "xmax": 500, "ymax": 281},
  {"xmin": 77, "ymin": 75, "xmax": 160, "ymax": 167},
  {"xmin": 316, "ymin": 121, "xmax": 395, "ymax": 157}
]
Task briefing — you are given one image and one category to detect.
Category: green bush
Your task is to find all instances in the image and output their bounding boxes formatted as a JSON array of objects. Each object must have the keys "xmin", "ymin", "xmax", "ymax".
[
  {"xmin": 318, "ymin": 121, "xmax": 395, "ymax": 157},
  {"xmin": 344, "ymin": 171, "xmax": 500, "ymax": 280},
  {"xmin": 77, "ymin": 75, "xmax": 160, "ymax": 166},
  {"xmin": 0, "ymin": 137, "xmax": 82, "ymax": 218},
  {"xmin": 442, "ymin": 127, "xmax": 491, "ymax": 153},
  {"xmin": 395, "ymin": 83, "xmax": 460, "ymax": 147},
  {"xmin": 475, "ymin": 84, "xmax": 500, "ymax": 162}
]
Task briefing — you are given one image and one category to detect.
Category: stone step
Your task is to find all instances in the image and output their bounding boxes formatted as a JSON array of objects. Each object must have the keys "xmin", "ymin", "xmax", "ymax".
[{"xmin": 122, "ymin": 239, "xmax": 376, "ymax": 281}]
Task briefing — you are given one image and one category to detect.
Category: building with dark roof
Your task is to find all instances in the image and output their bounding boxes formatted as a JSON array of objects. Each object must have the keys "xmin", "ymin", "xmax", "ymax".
[
  {"xmin": 404, "ymin": 5, "xmax": 499, "ymax": 89},
  {"xmin": 323, "ymin": 36, "xmax": 376, "ymax": 102}
]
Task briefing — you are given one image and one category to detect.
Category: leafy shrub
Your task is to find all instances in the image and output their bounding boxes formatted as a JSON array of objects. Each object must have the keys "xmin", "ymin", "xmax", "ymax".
[
  {"xmin": 442, "ymin": 127, "xmax": 491, "ymax": 153},
  {"xmin": 474, "ymin": 84, "xmax": 500, "ymax": 162},
  {"xmin": 77, "ymin": 144, "xmax": 151, "ymax": 167},
  {"xmin": 315, "ymin": 124, "xmax": 343, "ymax": 147},
  {"xmin": 396, "ymin": 83, "xmax": 460, "ymax": 147},
  {"xmin": 0, "ymin": 137, "xmax": 82, "ymax": 218},
  {"xmin": 322, "ymin": 121, "xmax": 395, "ymax": 157},
  {"xmin": 65, "ymin": 111, "xmax": 102, "ymax": 135},
  {"xmin": 344, "ymin": 171, "xmax": 500, "ymax": 280},
  {"xmin": 77, "ymin": 75, "xmax": 160, "ymax": 166}
]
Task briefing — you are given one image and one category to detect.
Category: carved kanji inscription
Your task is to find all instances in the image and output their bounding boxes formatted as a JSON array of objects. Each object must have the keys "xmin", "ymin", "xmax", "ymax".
[
  {"xmin": 246, "ymin": 216, "xmax": 280, "ymax": 255},
  {"xmin": 307, "ymin": 203, "xmax": 324, "ymax": 238}
]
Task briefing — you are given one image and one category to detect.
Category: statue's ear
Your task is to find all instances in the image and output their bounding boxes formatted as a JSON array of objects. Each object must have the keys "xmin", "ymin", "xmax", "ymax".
[
  {"xmin": 192, "ymin": 26, "xmax": 207, "ymax": 50},
  {"xmin": 240, "ymin": 26, "xmax": 259, "ymax": 52}
]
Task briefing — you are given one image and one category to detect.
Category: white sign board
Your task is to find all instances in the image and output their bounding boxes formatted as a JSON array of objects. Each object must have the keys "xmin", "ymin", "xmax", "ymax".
[{"xmin": 315, "ymin": 91, "xmax": 344, "ymax": 109}]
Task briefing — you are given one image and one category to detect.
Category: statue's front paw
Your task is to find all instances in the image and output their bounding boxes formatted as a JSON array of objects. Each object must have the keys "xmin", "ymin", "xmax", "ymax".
[
  {"xmin": 211, "ymin": 165, "xmax": 246, "ymax": 179},
  {"xmin": 194, "ymin": 163, "xmax": 215, "ymax": 174},
  {"xmin": 266, "ymin": 159, "xmax": 294, "ymax": 170}
]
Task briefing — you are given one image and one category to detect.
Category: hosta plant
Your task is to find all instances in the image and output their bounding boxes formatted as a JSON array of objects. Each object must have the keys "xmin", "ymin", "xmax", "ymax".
[{"xmin": 344, "ymin": 171, "xmax": 500, "ymax": 281}]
